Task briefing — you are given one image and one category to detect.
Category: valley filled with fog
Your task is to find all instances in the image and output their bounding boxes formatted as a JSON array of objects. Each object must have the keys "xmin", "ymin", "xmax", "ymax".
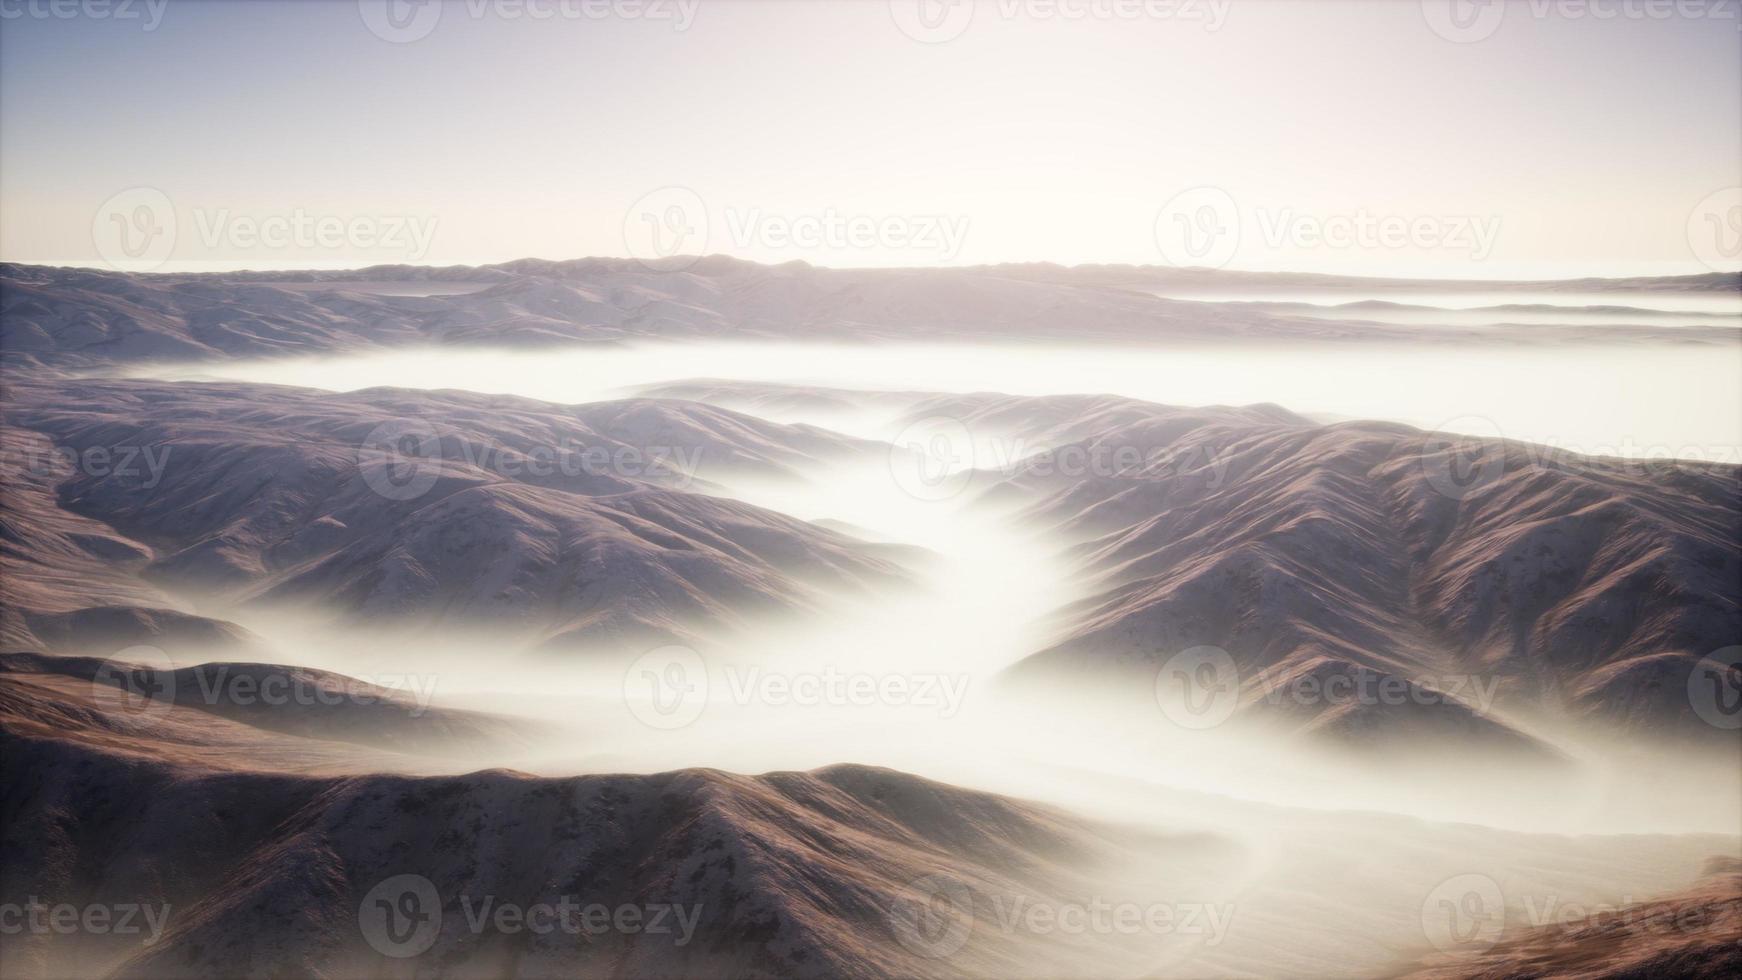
[
  {"xmin": 114, "ymin": 332, "xmax": 1742, "ymax": 829},
  {"xmin": 6, "ymin": 3, "xmax": 1741, "ymax": 975},
  {"xmin": 8, "ymin": 266, "xmax": 1739, "ymax": 978}
]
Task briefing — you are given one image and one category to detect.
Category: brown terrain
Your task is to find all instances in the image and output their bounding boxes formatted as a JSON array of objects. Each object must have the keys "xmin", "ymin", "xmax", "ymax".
[
  {"xmin": 4, "ymin": 262, "xmax": 1735, "ymax": 374},
  {"xmin": 1, "ymin": 379, "xmax": 910, "ymax": 658},
  {"xmin": 2, "ymin": 265, "xmax": 1739, "ymax": 978},
  {"xmin": 0, "ymin": 655, "xmax": 1229, "ymax": 980},
  {"xmin": 1399, "ymin": 857, "xmax": 1742, "ymax": 980}
]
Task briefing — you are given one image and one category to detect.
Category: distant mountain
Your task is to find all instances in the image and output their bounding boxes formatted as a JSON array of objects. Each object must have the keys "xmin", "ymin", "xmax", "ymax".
[
  {"xmin": 967, "ymin": 262, "xmax": 1742, "ymax": 294},
  {"xmin": 5, "ymin": 260, "xmax": 1734, "ymax": 370}
]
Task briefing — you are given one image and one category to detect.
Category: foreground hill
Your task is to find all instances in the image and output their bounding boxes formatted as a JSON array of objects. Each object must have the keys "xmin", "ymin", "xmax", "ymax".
[
  {"xmin": 1399, "ymin": 857, "xmax": 1742, "ymax": 980},
  {"xmin": 0, "ymin": 665, "xmax": 1227, "ymax": 979},
  {"xmin": 4, "ymin": 656, "xmax": 1733, "ymax": 979}
]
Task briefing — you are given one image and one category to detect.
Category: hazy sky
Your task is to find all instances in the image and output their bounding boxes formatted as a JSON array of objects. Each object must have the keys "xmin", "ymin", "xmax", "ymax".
[{"xmin": 2, "ymin": 0, "xmax": 1738, "ymax": 276}]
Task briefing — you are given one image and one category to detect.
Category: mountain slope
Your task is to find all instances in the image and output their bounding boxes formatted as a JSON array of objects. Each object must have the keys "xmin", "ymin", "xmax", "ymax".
[
  {"xmin": 0, "ymin": 669, "xmax": 1227, "ymax": 979},
  {"xmin": 1399, "ymin": 857, "xmax": 1742, "ymax": 980},
  {"xmin": 1, "ymin": 380, "xmax": 905, "ymax": 655},
  {"xmin": 973, "ymin": 394, "xmax": 1740, "ymax": 748},
  {"xmin": 8, "ymin": 261, "xmax": 1735, "ymax": 371}
]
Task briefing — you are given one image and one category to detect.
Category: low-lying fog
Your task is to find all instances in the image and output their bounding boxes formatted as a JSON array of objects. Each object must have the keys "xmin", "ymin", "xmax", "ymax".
[
  {"xmin": 130, "ymin": 341, "xmax": 1740, "ymax": 827},
  {"xmin": 110, "ymin": 337, "xmax": 1741, "ymax": 972},
  {"xmin": 129, "ymin": 340, "xmax": 1742, "ymax": 462},
  {"xmin": 1140, "ymin": 286, "xmax": 1742, "ymax": 317}
]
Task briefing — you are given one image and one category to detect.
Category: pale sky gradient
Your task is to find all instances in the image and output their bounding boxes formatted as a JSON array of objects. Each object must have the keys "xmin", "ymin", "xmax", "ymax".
[{"xmin": 2, "ymin": 0, "xmax": 1738, "ymax": 276}]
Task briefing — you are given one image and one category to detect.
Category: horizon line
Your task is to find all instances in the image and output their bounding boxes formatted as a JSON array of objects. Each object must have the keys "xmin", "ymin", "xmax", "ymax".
[{"xmin": 5, "ymin": 255, "xmax": 1739, "ymax": 287}]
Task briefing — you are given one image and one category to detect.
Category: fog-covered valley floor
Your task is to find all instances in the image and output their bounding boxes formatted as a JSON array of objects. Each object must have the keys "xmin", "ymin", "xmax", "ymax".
[{"xmin": 5, "ymin": 267, "xmax": 1739, "ymax": 979}]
